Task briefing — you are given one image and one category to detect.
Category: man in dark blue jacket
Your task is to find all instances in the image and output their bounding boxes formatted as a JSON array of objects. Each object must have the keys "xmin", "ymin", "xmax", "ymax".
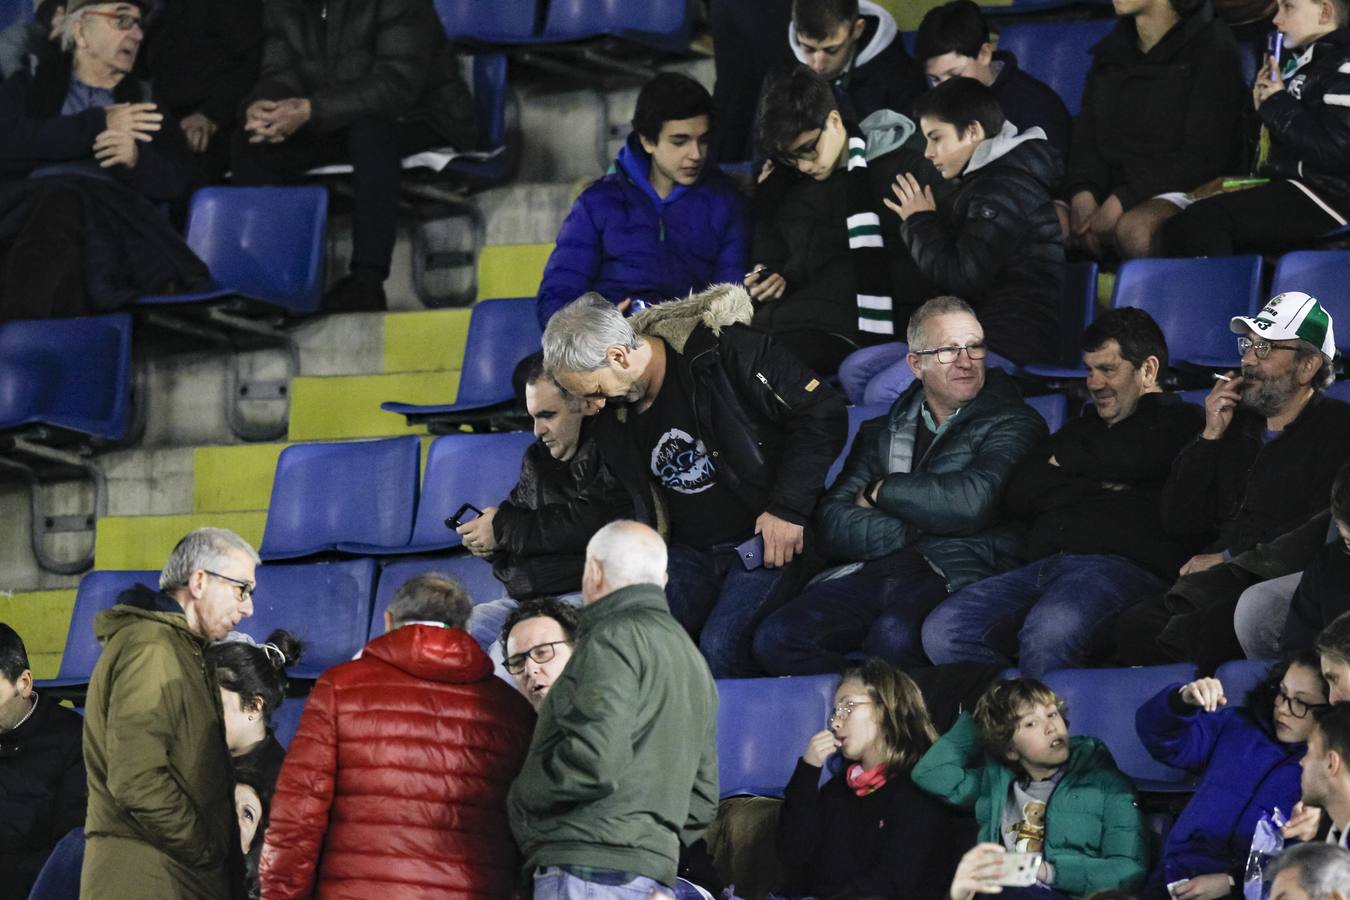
[{"xmin": 535, "ymin": 73, "xmax": 749, "ymax": 328}]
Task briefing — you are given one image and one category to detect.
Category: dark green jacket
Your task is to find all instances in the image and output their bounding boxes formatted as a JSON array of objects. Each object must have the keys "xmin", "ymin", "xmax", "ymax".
[
  {"xmin": 507, "ymin": 583, "xmax": 719, "ymax": 886},
  {"xmin": 815, "ymin": 370, "xmax": 1045, "ymax": 591},
  {"xmin": 912, "ymin": 713, "xmax": 1147, "ymax": 898},
  {"xmin": 81, "ymin": 587, "xmax": 237, "ymax": 900}
]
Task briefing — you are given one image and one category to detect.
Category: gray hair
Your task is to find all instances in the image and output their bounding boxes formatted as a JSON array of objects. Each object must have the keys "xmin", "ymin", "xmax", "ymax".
[
  {"xmin": 586, "ymin": 520, "xmax": 667, "ymax": 591},
  {"xmin": 160, "ymin": 528, "xmax": 260, "ymax": 592},
  {"xmin": 542, "ymin": 293, "xmax": 640, "ymax": 374},
  {"xmin": 1295, "ymin": 339, "xmax": 1337, "ymax": 390},
  {"xmin": 906, "ymin": 295, "xmax": 977, "ymax": 351},
  {"xmin": 58, "ymin": 7, "xmax": 96, "ymax": 53},
  {"xmin": 1268, "ymin": 842, "xmax": 1350, "ymax": 899},
  {"xmin": 387, "ymin": 573, "xmax": 471, "ymax": 629}
]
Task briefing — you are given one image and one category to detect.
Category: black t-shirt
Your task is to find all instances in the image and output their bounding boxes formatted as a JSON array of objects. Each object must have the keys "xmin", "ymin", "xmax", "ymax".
[{"xmin": 630, "ymin": 368, "xmax": 757, "ymax": 548}]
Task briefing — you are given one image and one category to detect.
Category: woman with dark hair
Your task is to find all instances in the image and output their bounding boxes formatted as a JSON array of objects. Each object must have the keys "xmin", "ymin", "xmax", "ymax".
[
  {"xmin": 206, "ymin": 629, "xmax": 302, "ymax": 789},
  {"xmin": 1135, "ymin": 651, "xmax": 1329, "ymax": 899},
  {"xmin": 775, "ymin": 658, "xmax": 968, "ymax": 899},
  {"xmin": 233, "ymin": 764, "xmax": 273, "ymax": 900}
]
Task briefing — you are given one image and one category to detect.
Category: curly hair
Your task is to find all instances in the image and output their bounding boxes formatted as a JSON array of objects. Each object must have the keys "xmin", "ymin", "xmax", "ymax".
[{"xmin": 972, "ymin": 678, "xmax": 1068, "ymax": 765}]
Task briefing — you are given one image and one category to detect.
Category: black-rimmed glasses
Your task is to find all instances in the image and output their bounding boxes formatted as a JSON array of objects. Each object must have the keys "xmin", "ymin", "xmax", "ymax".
[
  {"xmin": 504, "ymin": 640, "xmax": 570, "ymax": 675},
  {"xmin": 1277, "ymin": 689, "xmax": 1330, "ymax": 719},
  {"xmin": 204, "ymin": 570, "xmax": 254, "ymax": 602},
  {"xmin": 912, "ymin": 343, "xmax": 988, "ymax": 365},
  {"xmin": 1238, "ymin": 336, "xmax": 1300, "ymax": 360}
]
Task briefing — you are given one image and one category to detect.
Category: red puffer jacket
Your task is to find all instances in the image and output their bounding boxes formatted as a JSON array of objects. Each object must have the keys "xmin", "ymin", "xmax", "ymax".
[{"xmin": 259, "ymin": 625, "xmax": 535, "ymax": 899}]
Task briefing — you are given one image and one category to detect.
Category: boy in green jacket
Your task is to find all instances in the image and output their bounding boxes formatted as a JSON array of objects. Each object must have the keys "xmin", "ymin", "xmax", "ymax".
[{"xmin": 912, "ymin": 678, "xmax": 1146, "ymax": 898}]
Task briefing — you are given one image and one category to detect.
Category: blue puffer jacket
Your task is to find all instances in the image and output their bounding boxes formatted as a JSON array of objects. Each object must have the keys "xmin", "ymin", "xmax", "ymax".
[
  {"xmin": 535, "ymin": 133, "xmax": 750, "ymax": 327},
  {"xmin": 1136, "ymin": 683, "xmax": 1302, "ymax": 882}
]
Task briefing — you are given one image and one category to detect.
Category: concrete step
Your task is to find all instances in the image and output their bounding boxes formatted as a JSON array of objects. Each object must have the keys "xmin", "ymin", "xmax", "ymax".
[
  {"xmin": 0, "ymin": 588, "xmax": 76, "ymax": 679},
  {"xmin": 288, "ymin": 370, "xmax": 461, "ymax": 441},
  {"xmin": 384, "ymin": 308, "xmax": 472, "ymax": 373},
  {"xmin": 95, "ymin": 510, "xmax": 267, "ymax": 571},
  {"xmin": 477, "ymin": 243, "xmax": 554, "ymax": 303}
]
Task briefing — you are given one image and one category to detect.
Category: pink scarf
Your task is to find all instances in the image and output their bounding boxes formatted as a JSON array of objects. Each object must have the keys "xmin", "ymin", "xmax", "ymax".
[{"xmin": 845, "ymin": 762, "xmax": 888, "ymax": 797}]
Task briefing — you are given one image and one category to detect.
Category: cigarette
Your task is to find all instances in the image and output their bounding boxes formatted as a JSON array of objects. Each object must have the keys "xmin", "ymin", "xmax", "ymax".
[{"xmin": 1213, "ymin": 373, "xmax": 1233, "ymax": 382}]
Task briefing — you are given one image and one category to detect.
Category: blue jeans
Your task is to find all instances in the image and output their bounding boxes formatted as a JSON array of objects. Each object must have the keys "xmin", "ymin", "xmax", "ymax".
[
  {"xmin": 838, "ymin": 343, "xmax": 906, "ymax": 404},
  {"xmin": 666, "ymin": 543, "xmax": 790, "ymax": 678},
  {"xmin": 532, "ymin": 866, "xmax": 674, "ymax": 899},
  {"xmin": 752, "ymin": 549, "xmax": 947, "ymax": 674},
  {"xmin": 921, "ymin": 553, "xmax": 1168, "ymax": 677}
]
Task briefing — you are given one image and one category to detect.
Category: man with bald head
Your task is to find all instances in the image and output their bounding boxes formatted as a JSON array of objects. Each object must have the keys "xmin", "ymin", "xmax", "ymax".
[{"xmin": 508, "ymin": 521, "xmax": 719, "ymax": 899}]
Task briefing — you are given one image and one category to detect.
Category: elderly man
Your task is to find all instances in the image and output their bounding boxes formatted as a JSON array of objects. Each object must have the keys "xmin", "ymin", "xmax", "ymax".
[
  {"xmin": 754, "ymin": 295, "xmax": 1046, "ymax": 674},
  {"xmin": 499, "ymin": 598, "xmax": 578, "ymax": 711},
  {"xmin": 81, "ymin": 527, "xmax": 258, "ymax": 899},
  {"xmin": 1268, "ymin": 843, "xmax": 1350, "ymax": 900},
  {"xmin": 509, "ymin": 520, "xmax": 718, "ymax": 899},
  {"xmin": 543, "ymin": 285, "xmax": 847, "ymax": 677}
]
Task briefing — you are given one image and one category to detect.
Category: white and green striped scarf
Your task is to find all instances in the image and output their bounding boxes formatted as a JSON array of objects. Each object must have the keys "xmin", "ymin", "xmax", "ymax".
[{"xmin": 844, "ymin": 130, "xmax": 894, "ymax": 336}]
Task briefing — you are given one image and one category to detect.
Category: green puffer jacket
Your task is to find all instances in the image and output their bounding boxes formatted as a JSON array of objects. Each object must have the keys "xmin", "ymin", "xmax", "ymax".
[
  {"xmin": 912, "ymin": 713, "xmax": 1147, "ymax": 897},
  {"xmin": 815, "ymin": 369, "xmax": 1045, "ymax": 591},
  {"xmin": 507, "ymin": 584, "xmax": 719, "ymax": 887},
  {"xmin": 81, "ymin": 587, "xmax": 237, "ymax": 900}
]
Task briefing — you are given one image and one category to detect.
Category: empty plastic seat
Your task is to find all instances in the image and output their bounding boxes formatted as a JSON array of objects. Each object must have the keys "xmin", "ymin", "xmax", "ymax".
[
  {"xmin": 996, "ymin": 19, "xmax": 1117, "ymax": 117},
  {"xmin": 717, "ymin": 675, "xmax": 838, "ymax": 797},
  {"xmin": 827, "ymin": 403, "xmax": 890, "ymax": 486},
  {"xmin": 1214, "ymin": 658, "xmax": 1277, "ymax": 707},
  {"xmin": 260, "ymin": 436, "xmax": 422, "ymax": 560},
  {"xmin": 541, "ymin": 0, "xmax": 690, "ymax": 51},
  {"xmin": 371, "ymin": 554, "xmax": 505, "ymax": 637},
  {"xmin": 35, "ymin": 569, "xmax": 158, "ymax": 691},
  {"xmin": 1271, "ymin": 251, "xmax": 1350, "ymax": 353},
  {"xmin": 1043, "ymin": 663, "xmax": 1199, "ymax": 790},
  {"xmin": 435, "ymin": 0, "xmax": 536, "ymax": 41},
  {"xmin": 28, "ymin": 826, "xmax": 84, "ymax": 900},
  {"xmin": 271, "ymin": 694, "xmax": 307, "ymax": 750},
  {"xmin": 241, "ymin": 559, "xmax": 377, "ymax": 679},
  {"xmin": 0, "ymin": 313, "xmax": 133, "ymax": 442},
  {"xmin": 1023, "ymin": 261, "xmax": 1100, "ymax": 378},
  {"xmin": 1026, "ymin": 393, "xmax": 1068, "ymax": 433},
  {"xmin": 404, "ymin": 431, "xmax": 537, "ymax": 554}
]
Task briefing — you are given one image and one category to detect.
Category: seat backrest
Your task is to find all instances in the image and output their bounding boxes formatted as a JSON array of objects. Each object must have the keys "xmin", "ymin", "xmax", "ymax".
[
  {"xmin": 1214, "ymin": 658, "xmax": 1278, "ymax": 708},
  {"xmin": 996, "ymin": 19, "xmax": 1116, "ymax": 117},
  {"xmin": 435, "ymin": 0, "xmax": 536, "ymax": 41},
  {"xmin": 1271, "ymin": 250, "xmax": 1350, "ymax": 353},
  {"xmin": 1044, "ymin": 663, "xmax": 1198, "ymax": 787},
  {"xmin": 1174, "ymin": 388, "xmax": 1210, "ymax": 407},
  {"xmin": 241, "ymin": 559, "xmax": 378, "ymax": 678},
  {"xmin": 455, "ymin": 297, "xmax": 542, "ymax": 406},
  {"xmin": 544, "ymin": 0, "xmax": 688, "ymax": 46},
  {"xmin": 471, "ymin": 53, "xmax": 510, "ymax": 152},
  {"xmin": 827, "ymin": 403, "xmax": 890, "ymax": 487},
  {"xmin": 717, "ymin": 675, "xmax": 838, "ymax": 797},
  {"xmin": 371, "ymin": 554, "xmax": 504, "ymax": 637},
  {"xmin": 27, "ymin": 826, "xmax": 85, "ymax": 900},
  {"xmin": 260, "ymin": 436, "xmax": 422, "ymax": 559},
  {"xmin": 407, "ymin": 431, "xmax": 537, "ymax": 551},
  {"xmin": 271, "ymin": 693, "xmax": 307, "ymax": 750},
  {"xmin": 1054, "ymin": 261, "xmax": 1100, "ymax": 367},
  {"xmin": 185, "ymin": 187, "xmax": 328, "ymax": 314},
  {"xmin": 1112, "ymin": 256, "xmax": 1263, "ymax": 367},
  {"xmin": 58, "ymin": 570, "xmax": 159, "ymax": 680},
  {"xmin": 1026, "ymin": 393, "xmax": 1067, "ymax": 433}
]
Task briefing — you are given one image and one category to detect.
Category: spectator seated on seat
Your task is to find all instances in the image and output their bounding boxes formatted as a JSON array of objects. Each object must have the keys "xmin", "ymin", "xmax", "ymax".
[
  {"xmin": 233, "ymin": 764, "xmax": 272, "ymax": 900},
  {"xmin": 499, "ymin": 598, "xmax": 577, "ymax": 712},
  {"xmin": 913, "ymin": 678, "xmax": 1148, "ymax": 899},
  {"xmin": 0, "ymin": 623, "xmax": 86, "ymax": 900},
  {"xmin": 913, "ymin": 0, "xmax": 1072, "ymax": 159},
  {"xmin": 1161, "ymin": 0, "xmax": 1350, "ymax": 258},
  {"xmin": 206, "ymin": 629, "xmax": 302, "ymax": 789},
  {"xmin": 775, "ymin": 659, "xmax": 968, "ymax": 899},
  {"xmin": 1134, "ymin": 653, "xmax": 1329, "ymax": 899},
  {"xmin": 0, "ymin": 0, "xmax": 206, "ymax": 322},
  {"xmin": 1063, "ymin": 0, "xmax": 1246, "ymax": 259},
  {"xmin": 1268, "ymin": 842, "xmax": 1350, "ymax": 900},
  {"xmin": 1317, "ymin": 612, "xmax": 1350, "ymax": 703},
  {"xmin": 752, "ymin": 297, "xmax": 1045, "ymax": 675},
  {"xmin": 232, "ymin": 0, "xmax": 477, "ymax": 311},
  {"xmin": 535, "ymin": 73, "xmax": 749, "ymax": 328},
  {"xmin": 748, "ymin": 64, "xmax": 940, "ymax": 373},
  {"xmin": 789, "ymin": 0, "xmax": 925, "ymax": 122}
]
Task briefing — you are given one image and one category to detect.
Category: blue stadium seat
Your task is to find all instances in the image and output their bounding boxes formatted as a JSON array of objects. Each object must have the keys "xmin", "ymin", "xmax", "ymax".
[
  {"xmin": 260, "ymin": 436, "xmax": 422, "ymax": 560},
  {"xmin": 1214, "ymin": 658, "xmax": 1277, "ymax": 708},
  {"xmin": 0, "ymin": 313, "xmax": 133, "ymax": 442},
  {"xmin": 1023, "ymin": 261, "xmax": 1100, "ymax": 379},
  {"xmin": 717, "ymin": 675, "xmax": 839, "ymax": 798},
  {"xmin": 1174, "ymin": 388, "xmax": 1210, "ymax": 407},
  {"xmin": 0, "ymin": 0, "xmax": 33, "ymax": 32},
  {"xmin": 272, "ymin": 694, "xmax": 307, "ymax": 750},
  {"xmin": 383, "ymin": 297, "xmax": 541, "ymax": 428},
  {"xmin": 1043, "ymin": 663, "xmax": 1199, "ymax": 791},
  {"xmin": 540, "ymin": 0, "xmax": 690, "ymax": 52},
  {"xmin": 1271, "ymin": 250, "xmax": 1350, "ymax": 353},
  {"xmin": 435, "ymin": 0, "xmax": 537, "ymax": 41},
  {"xmin": 404, "ymin": 431, "xmax": 537, "ymax": 554},
  {"xmin": 827, "ymin": 403, "xmax": 889, "ymax": 486},
  {"xmin": 138, "ymin": 187, "xmax": 328, "ymax": 315},
  {"xmin": 241, "ymin": 559, "xmax": 378, "ymax": 679},
  {"xmin": 996, "ymin": 19, "xmax": 1117, "ymax": 117},
  {"xmin": 34, "ymin": 570, "xmax": 158, "ymax": 691},
  {"xmin": 1026, "ymin": 393, "xmax": 1067, "ymax": 433},
  {"xmin": 28, "ymin": 826, "xmax": 84, "ymax": 900},
  {"xmin": 1326, "ymin": 380, "xmax": 1350, "ymax": 403},
  {"xmin": 371, "ymin": 554, "xmax": 505, "ymax": 637}
]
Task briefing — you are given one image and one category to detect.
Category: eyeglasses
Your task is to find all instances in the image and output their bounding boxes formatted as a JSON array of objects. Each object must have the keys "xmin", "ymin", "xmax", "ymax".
[
  {"xmin": 204, "ymin": 570, "xmax": 254, "ymax": 603},
  {"xmin": 1277, "ymin": 689, "xmax": 1330, "ymax": 719},
  {"xmin": 504, "ymin": 640, "xmax": 570, "ymax": 675},
  {"xmin": 912, "ymin": 342, "xmax": 988, "ymax": 365},
  {"xmin": 1238, "ymin": 336, "xmax": 1300, "ymax": 360},
  {"xmin": 83, "ymin": 10, "xmax": 143, "ymax": 31},
  {"xmin": 828, "ymin": 699, "xmax": 873, "ymax": 725},
  {"xmin": 774, "ymin": 114, "xmax": 831, "ymax": 168}
]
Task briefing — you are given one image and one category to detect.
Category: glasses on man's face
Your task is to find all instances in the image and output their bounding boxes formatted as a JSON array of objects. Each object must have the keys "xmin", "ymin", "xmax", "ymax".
[
  {"xmin": 204, "ymin": 570, "xmax": 254, "ymax": 603},
  {"xmin": 1276, "ymin": 688, "xmax": 1330, "ymax": 719},
  {"xmin": 828, "ymin": 699, "xmax": 872, "ymax": 726},
  {"xmin": 85, "ymin": 10, "xmax": 143, "ymax": 31},
  {"xmin": 1237, "ymin": 336, "xmax": 1300, "ymax": 360},
  {"xmin": 912, "ymin": 342, "xmax": 988, "ymax": 365},
  {"xmin": 775, "ymin": 115, "xmax": 831, "ymax": 169},
  {"xmin": 504, "ymin": 640, "xmax": 570, "ymax": 675}
]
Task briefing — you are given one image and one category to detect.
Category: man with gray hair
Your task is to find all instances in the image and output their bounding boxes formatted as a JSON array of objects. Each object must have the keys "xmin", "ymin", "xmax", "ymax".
[
  {"xmin": 509, "ymin": 521, "xmax": 719, "ymax": 899},
  {"xmin": 1269, "ymin": 843, "xmax": 1350, "ymax": 900},
  {"xmin": 754, "ymin": 296, "xmax": 1046, "ymax": 674},
  {"xmin": 82, "ymin": 526, "xmax": 259, "ymax": 898},
  {"xmin": 543, "ymin": 284, "xmax": 847, "ymax": 677}
]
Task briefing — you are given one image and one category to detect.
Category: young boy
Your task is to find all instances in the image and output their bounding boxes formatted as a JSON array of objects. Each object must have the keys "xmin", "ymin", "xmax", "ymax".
[
  {"xmin": 789, "ymin": 0, "xmax": 926, "ymax": 122},
  {"xmin": 912, "ymin": 678, "xmax": 1147, "ymax": 898}
]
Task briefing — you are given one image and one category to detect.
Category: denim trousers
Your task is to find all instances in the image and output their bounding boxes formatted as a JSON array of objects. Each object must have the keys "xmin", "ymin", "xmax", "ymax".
[{"xmin": 532, "ymin": 866, "xmax": 674, "ymax": 899}]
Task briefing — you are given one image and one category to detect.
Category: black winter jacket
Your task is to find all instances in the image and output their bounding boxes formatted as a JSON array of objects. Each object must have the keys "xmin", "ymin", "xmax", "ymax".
[
  {"xmin": 899, "ymin": 126, "xmax": 1064, "ymax": 364},
  {"xmin": 1258, "ymin": 28, "xmax": 1350, "ymax": 220},
  {"xmin": 1066, "ymin": 4, "xmax": 1247, "ymax": 209},
  {"xmin": 1006, "ymin": 392, "xmax": 1204, "ymax": 579},
  {"xmin": 247, "ymin": 0, "xmax": 476, "ymax": 148},
  {"xmin": 0, "ymin": 694, "xmax": 87, "ymax": 900},
  {"xmin": 790, "ymin": 3, "xmax": 926, "ymax": 122},
  {"xmin": 1280, "ymin": 516, "xmax": 1350, "ymax": 651},
  {"xmin": 141, "ymin": 0, "xmax": 264, "ymax": 126}
]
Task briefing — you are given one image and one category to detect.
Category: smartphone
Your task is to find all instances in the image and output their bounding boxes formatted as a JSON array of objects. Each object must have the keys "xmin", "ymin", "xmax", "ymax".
[
  {"xmin": 1268, "ymin": 30, "xmax": 1284, "ymax": 80},
  {"xmin": 735, "ymin": 534, "xmax": 765, "ymax": 571},
  {"xmin": 994, "ymin": 852, "xmax": 1042, "ymax": 888},
  {"xmin": 445, "ymin": 503, "xmax": 482, "ymax": 530}
]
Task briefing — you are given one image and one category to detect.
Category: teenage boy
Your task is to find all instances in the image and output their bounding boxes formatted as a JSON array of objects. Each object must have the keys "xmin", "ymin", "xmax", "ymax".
[
  {"xmin": 913, "ymin": 0, "xmax": 1072, "ymax": 158},
  {"xmin": 535, "ymin": 73, "xmax": 749, "ymax": 327},
  {"xmin": 912, "ymin": 678, "xmax": 1148, "ymax": 897},
  {"xmin": 789, "ymin": 0, "xmax": 926, "ymax": 122}
]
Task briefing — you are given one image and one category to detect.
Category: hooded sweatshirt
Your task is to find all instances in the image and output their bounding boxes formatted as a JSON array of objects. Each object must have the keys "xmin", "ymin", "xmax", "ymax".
[{"xmin": 788, "ymin": 0, "xmax": 926, "ymax": 120}]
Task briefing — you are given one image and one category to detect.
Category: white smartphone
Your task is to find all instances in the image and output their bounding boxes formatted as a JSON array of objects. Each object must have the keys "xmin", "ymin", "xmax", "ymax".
[{"xmin": 995, "ymin": 852, "xmax": 1042, "ymax": 887}]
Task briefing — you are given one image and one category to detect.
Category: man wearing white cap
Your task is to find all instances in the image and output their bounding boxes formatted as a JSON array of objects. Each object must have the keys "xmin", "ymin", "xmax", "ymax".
[{"xmin": 1116, "ymin": 291, "xmax": 1350, "ymax": 666}]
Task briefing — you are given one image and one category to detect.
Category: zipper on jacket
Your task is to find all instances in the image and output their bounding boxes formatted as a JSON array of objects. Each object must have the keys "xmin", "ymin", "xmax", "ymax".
[
  {"xmin": 755, "ymin": 371, "xmax": 790, "ymax": 410},
  {"xmin": 659, "ymin": 217, "xmax": 665, "ymax": 241}
]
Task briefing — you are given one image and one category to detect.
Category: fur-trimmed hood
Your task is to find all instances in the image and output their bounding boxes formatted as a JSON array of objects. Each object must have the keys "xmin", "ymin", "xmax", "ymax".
[{"xmin": 630, "ymin": 282, "xmax": 754, "ymax": 354}]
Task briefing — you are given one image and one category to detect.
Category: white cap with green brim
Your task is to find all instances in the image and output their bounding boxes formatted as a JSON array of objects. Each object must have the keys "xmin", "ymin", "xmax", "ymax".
[{"xmin": 1230, "ymin": 291, "xmax": 1336, "ymax": 359}]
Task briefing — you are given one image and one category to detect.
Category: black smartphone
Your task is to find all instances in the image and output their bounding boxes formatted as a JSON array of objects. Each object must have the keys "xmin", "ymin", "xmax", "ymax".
[{"xmin": 445, "ymin": 503, "xmax": 482, "ymax": 530}]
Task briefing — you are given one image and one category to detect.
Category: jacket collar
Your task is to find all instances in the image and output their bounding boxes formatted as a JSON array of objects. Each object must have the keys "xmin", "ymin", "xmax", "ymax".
[
  {"xmin": 964, "ymin": 121, "xmax": 1049, "ymax": 176},
  {"xmin": 630, "ymin": 282, "xmax": 754, "ymax": 355},
  {"xmin": 788, "ymin": 0, "xmax": 897, "ymax": 72},
  {"xmin": 616, "ymin": 132, "xmax": 701, "ymax": 208},
  {"xmin": 363, "ymin": 624, "xmax": 493, "ymax": 684},
  {"xmin": 888, "ymin": 368, "xmax": 1026, "ymax": 431},
  {"xmin": 576, "ymin": 583, "xmax": 669, "ymax": 636},
  {"xmin": 94, "ymin": 583, "xmax": 202, "ymax": 645}
]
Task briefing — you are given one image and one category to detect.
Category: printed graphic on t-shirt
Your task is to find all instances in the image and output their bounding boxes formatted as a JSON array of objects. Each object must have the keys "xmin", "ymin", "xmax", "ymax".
[
  {"xmin": 650, "ymin": 427, "xmax": 717, "ymax": 494},
  {"xmin": 1009, "ymin": 799, "xmax": 1047, "ymax": 853}
]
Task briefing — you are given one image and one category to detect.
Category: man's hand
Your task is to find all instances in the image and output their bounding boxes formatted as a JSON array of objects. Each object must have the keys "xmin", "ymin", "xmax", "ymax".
[
  {"xmin": 1087, "ymin": 193, "xmax": 1123, "ymax": 253},
  {"xmin": 1179, "ymin": 677, "xmax": 1227, "ymax": 712},
  {"xmin": 1172, "ymin": 874, "xmax": 1234, "ymax": 900},
  {"xmin": 93, "ymin": 129, "xmax": 138, "ymax": 168},
  {"xmin": 1284, "ymin": 802, "xmax": 1323, "ymax": 841},
  {"xmin": 1179, "ymin": 552, "xmax": 1225, "ymax": 576},
  {"xmin": 950, "ymin": 844, "xmax": 1007, "ymax": 900},
  {"xmin": 245, "ymin": 98, "xmax": 311, "ymax": 143},
  {"xmin": 756, "ymin": 511, "xmax": 804, "ymax": 568},
  {"xmin": 1068, "ymin": 190, "xmax": 1099, "ymax": 253},
  {"xmin": 745, "ymin": 265, "xmax": 786, "ymax": 301},
  {"xmin": 104, "ymin": 102, "xmax": 161, "ymax": 141},
  {"xmin": 757, "ymin": 158, "xmax": 775, "ymax": 184},
  {"xmin": 1254, "ymin": 55, "xmax": 1286, "ymax": 108},
  {"xmin": 1202, "ymin": 372, "xmax": 1243, "ymax": 440},
  {"xmin": 180, "ymin": 113, "xmax": 218, "ymax": 153},
  {"xmin": 883, "ymin": 172, "xmax": 937, "ymax": 221},
  {"xmin": 455, "ymin": 507, "xmax": 498, "ymax": 558},
  {"xmin": 802, "ymin": 729, "xmax": 841, "ymax": 767}
]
